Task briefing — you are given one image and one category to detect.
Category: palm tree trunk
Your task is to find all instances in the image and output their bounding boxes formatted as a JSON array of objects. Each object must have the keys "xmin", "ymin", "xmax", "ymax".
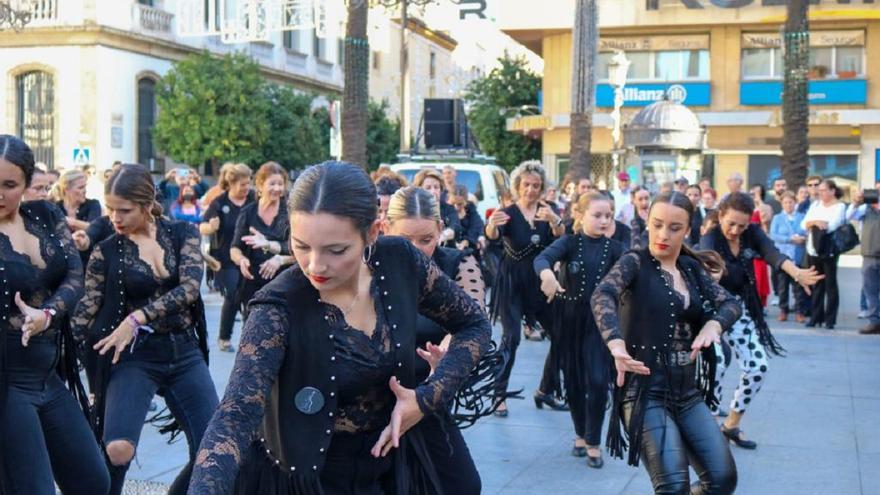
[
  {"xmin": 781, "ymin": 0, "xmax": 810, "ymax": 188},
  {"xmin": 568, "ymin": 0, "xmax": 598, "ymax": 181},
  {"xmin": 342, "ymin": 0, "xmax": 369, "ymax": 168}
]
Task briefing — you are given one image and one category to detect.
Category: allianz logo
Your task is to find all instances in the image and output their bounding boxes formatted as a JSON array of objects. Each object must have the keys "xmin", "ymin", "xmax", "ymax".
[{"xmin": 621, "ymin": 84, "xmax": 688, "ymax": 103}]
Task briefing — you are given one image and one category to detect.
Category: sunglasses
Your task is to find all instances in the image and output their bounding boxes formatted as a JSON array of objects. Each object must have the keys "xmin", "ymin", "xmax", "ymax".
[{"xmin": 807, "ymin": 182, "xmax": 820, "ymax": 187}]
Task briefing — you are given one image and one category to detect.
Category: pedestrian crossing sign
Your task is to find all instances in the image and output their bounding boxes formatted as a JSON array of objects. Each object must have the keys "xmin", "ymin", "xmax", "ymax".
[{"xmin": 73, "ymin": 147, "xmax": 91, "ymax": 165}]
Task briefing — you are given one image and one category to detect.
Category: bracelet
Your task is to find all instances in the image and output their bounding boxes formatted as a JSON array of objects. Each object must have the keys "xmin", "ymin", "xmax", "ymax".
[
  {"xmin": 42, "ymin": 308, "xmax": 53, "ymax": 331},
  {"xmin": 127, "ymin": 313, "xmax": 141, "ymax": 328}
]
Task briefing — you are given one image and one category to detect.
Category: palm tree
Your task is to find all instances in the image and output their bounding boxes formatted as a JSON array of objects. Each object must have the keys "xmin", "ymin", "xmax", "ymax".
[
  {"xmin": 342, "ymin": 0, "xmax": 369, "ymax": 168},
  {"xmin": 568, "ymin": 0, "xmax": 598, "ymax": 181},
  {"xmin": 781, "ymin": 0, "xmax": 810, "ymax": 188}
]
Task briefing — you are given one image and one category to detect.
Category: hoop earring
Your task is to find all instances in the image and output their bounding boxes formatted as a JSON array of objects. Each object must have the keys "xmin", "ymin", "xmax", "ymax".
[{"xmin": 362, "ymin": 243, "xmax": 375, "ymax": 265}]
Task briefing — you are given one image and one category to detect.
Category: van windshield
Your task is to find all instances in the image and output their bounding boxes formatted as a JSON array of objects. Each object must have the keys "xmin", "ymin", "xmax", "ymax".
[{"xmin": 399, "ymin": 168, "xmax": 483, "ymax": 201}]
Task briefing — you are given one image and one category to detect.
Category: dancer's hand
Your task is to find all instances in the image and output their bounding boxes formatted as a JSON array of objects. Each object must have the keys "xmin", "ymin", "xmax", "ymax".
[
  {"xmin": 72, "ymin": 230, "xmax": 91, "ymax": 251},
  {"xmin": 608, "ymin": 339, "xmax": 650, "ymax": 387},
  {"xmin": 488, "ymin": 209, "xmax": 510, "ymax": 228},
  {"xmin": 539, "ymin": 269, "xmax": 564, "ymax": 302},
  {"xmin": 794, "ymin": 266, "xmax": 823, "ymax": 295},
  {"xmin": 691, "ymin": 321, "xmax": 722, "ymax": 361},
  {"xmin": 259, "ymin": 255, "xmax": 282, "ymax": 280},
  {"xmin": 370, "ymin": 377, "xmax": 424, "ymax": 458},
  {"xmin": 238, "ymin": 258, "xmax": 253, "ymax": 280},
  {"xmin": 242, "ymin": 227, "xmax": 270, "ymax": 250},
  {"xmin": 14, "ymin": 292, "xmax": 49, "ymax": 347},
  {"xmin": 416, "ymin": 341, "xmax": 448, "ymax": 376},
  {"xmin": 93, "ymin": 311, "xmax": 143, "ymax": 364}
]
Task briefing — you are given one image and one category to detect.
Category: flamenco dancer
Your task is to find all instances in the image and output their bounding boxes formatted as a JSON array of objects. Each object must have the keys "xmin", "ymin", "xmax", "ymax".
[
  {"xmin": 189, "ymin": 161, "xmax": 490, "ymax": 494},
  {"xmin": 485, "ymin": 160, "xmax": 565, "ymax": 417},
  {"xmin": 592, "ymin": 192, "xmax": 740, "ymax": 494},
  {"xmin": 700, "ymin": 192, "xmax": 821, "ymax": 449},
  {"xmin": 534, "ymin": 192, "xmax": 624, "ymax": 469}
]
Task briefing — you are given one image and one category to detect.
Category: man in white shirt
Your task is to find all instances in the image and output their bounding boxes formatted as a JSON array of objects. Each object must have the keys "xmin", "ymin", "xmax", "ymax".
[{"xmin": 610, "ymin": 171, "xmax": 631, "ymax": 210}]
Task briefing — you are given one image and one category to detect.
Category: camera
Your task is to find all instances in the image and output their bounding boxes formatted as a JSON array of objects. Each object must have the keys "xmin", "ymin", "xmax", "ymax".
[{"xmin": 864, "ymin": 189, "xmax": 879, "ymax": 205}]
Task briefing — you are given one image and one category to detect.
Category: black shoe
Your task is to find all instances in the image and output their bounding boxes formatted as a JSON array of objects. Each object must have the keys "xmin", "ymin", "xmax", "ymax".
[
  {"xmin": 721, "ymin": 425, "xmax": 757, "ymax": 450},
  {"xmin": 805, "ymin": 321, "xmax": 818, "ymax": 328},
  {"xmin": 586, "ymin": 448, "xmax": 604, "ymax": 469},
  {"xmin": 533, "ymin": 391, "xmax": 569, "ymax": 411},
  {"xmin": 571, "ymin": 445, "xmax": 587, "ymax": 457},
  {"xmin": 493, "ymin": 403, "xmax": 508, "ymax": 418},
  {"xmin": 859, "ymin": 323, "xmax": 880, "ymax": 335},
  {"xmin": 825, "ymin": 322, "xmax": 835, "ymax": 330}
]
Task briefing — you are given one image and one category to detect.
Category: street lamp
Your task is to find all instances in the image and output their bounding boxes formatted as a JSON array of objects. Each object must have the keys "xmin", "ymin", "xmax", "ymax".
[{"xmin": 607, "ymin": 50, "xmax": 630, "ymax": 172}]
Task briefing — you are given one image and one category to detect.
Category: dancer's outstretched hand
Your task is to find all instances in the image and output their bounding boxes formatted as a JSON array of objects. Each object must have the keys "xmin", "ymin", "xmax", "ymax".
[
  {"xmin": 539, "ymin": 269, "xmax": 564, "ymax": 302},
  {"xmin": 691, "ymin": 320, "xmax": 722, "ymax": 361},
  {"xmin": 607, "ymin": 339, "xmax": 650, "ymax": 387},
  {"xmin": 370, "ymin": 377, "xmax": 424, "ymax": 458},
  {"xmin": 416, "ymin": 341, "xmax": 447, "ymax": 376}
]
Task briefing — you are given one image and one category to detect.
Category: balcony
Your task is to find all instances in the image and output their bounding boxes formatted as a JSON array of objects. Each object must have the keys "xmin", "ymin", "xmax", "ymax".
[
  {"xmin": 132, "ymin": 2, "xmax": 174, "ymax": 37},
  {"xmin": 22, "ymin": 0, "xmax": 58, "ymax": 27}
]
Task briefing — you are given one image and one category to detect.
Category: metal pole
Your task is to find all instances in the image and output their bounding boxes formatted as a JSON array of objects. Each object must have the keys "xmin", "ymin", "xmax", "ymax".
[{"xmin": 399, "ymin": 0, "xmax": 410, "ymax": 152}]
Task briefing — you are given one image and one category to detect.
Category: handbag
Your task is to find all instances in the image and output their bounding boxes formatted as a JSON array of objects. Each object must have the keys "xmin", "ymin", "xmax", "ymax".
[{"xmin": 831, "ymin": 206, "xmax": 859, "ymax": 255}]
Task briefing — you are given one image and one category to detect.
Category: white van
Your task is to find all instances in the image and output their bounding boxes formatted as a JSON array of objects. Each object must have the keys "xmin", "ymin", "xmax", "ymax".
[{"xmin": 389, "ymin": 160, "xmax": 510, "ymax": 218}]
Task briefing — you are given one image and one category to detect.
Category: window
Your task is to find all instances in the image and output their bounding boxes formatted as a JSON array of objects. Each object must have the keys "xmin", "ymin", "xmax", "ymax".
[
  {"xmin": 283, "ymin": 30, "xmax": 300, "ymax": 51},
  {"xmin": 809, "ymin": 47, "xmax": 833, "ymax": 79},
  {"xmin": 137, "ymin": 78, "xmax": 157, "ymax": 169},
  {"xmin": 741, "ymin": 48, "xmax": 776, "ymax": 78},
  {"xmin": 138, "ymin": 0, "xmax": 155, "ymax": 5},
  {"xmin": 429, "ymin": 51, "xmax": 436, "ymax": 79},
  {"xmin": 597, "ymin": 50, "xmax": 707, "ymax": 82},
  {"xmin": 313, "ymin": 29, "xmax": 326, "ymax": 60},
  {"xmin": 372, "ymin": 51, "xmax": 381, "ymax": 70},
  {"xmin": 204, "ymin": 0, "xmax": 221, "ymax": 31},
  {"xmin": 836, "ymin": 46, "xmax": 863, "ymax": 78},
  {"xmin": 16, "ymin": 71, "xmax": 54, "ymax": 168}
]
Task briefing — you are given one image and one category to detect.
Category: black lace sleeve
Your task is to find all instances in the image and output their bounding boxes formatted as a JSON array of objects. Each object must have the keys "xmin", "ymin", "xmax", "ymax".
[
  {"xmin": 140, "ymin": 223, "xmax": 204, "ymax": 323},
  {"xmin": 591, "ymin": 251, "xmax": 641, "ymax": 343},
  {"xmin": 42, "ymin": 207, "xmax": 84, "ymax": 317},
  {"xmin": 71, "ymin": 243, "xmax": 105, "ymax": 340},
  {"xmin": 694, "ymin": 263, "xmax": 742, "ymax": 331},
  {"xmin": 533, "ymin": 234, "xmax": 572, "ymax": 275},
  {"xmin": 412, "ymin": 244, "xmax": 491, "ymax": 414},
  {"xmin": 630, "ymin": 218, "xmax": 645, "ymax": 250},
  {"xmin": 190, "ymin": 302, "xmax": 288, "ymax": 495}
]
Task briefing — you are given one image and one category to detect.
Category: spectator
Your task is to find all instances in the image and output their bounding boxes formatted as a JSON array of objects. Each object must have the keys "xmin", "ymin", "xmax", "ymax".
[
  {"xmin": 451, "ymin": 184, "xmax": 485, "ymax": 250},
  {"xmin": 801, "ymin": 179, "xmax": 846, "ymax": 329},
  {"xmin": 770, "ymin": 191, "xmax": 807, "ymax": 322},
  {"xmin": 544, "ymin": 180, "xmax": 565, "ymax": 212},
  {"xmin": 157, "ymin": 166, "xmax": 209, "ymax": 212},
  {"xmin": 701, "ymin": 187, "xmax": 718, "ymax": 213},
  {"xmin": 798, "ymin": 175, "xmax": 822, "ymax": 214},
  {"xmin": 847, "ymin": 183, "xmax": 880, "ymax": 334},
  {"xmin": 442, "ymin": 164, "xmax": 457, "ymax": 193},
  {"xmin": 616, "ymin": 185, "xmax": 649, "ymax": 226},
  {"xmin": 375, "ymin": 174, "xmax": 407, "ymax": 224},
  {"xmin": 725, "ymin": 171, "xmax": 744, "ymax": 198},
  {"xmin": 200, "ymin": 162, "xmax": 236, "ymax": 208},
  {"xmin": 169, "ymin": 185, "xmax": 203, "ymax": 225},
  {"xmin": 767, "ymin": 178, "xmax": 786, "ymax": 215},
  {"xmin": 45, "ymin": 168, "xmax": 60, "ymax": 191},
  {"xmin": 610, "ymin": 171, "xmax": 631, "ymax": 209},
  {"xmin": 52, "ymin": 168, "xmax": 102, "ymax": 232},
  {"xmin": 686, "ymin": 184, "xmax": 703, "ymax": 246},
  {"xmin": 700, "ymin": 209, "xmax": 719, "ymax": 238},
  {"xmin": 674, "ymin": 176, "xmax": 689, "ymax": 194},
  {"xmin": 659, "ymin": 181, "xmax": 674, "ymax": 195},
  {"xmin": 698, "ymin": 176, "xmax": 712, "ymax": 192},
  {"xmin": 750, "ymin": 184, "xmax": 774, "ymax": 233},
  {"xmin": 414, "ymin": 168, "xmax": 461, "ymax": 246},
  {"xmin": 24, "ymin": 167, "xmax": 52, "ymax": 201},
  {"xmin": 576, "ymin": 177, "xmax": 594, "ymax": 197}
]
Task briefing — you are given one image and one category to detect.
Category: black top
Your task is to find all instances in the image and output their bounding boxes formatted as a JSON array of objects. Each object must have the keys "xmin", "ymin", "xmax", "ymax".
[
  {"xmin": 456, "ymin": 202, "xmax": 485, "ymax": 248},
  {"xmin": 534, "ymin": 234, "xmax": 624, "ymax": 302},
  {"xmin": 630, "ymin": 215, "xmax": 647, "ymax": 250},
  {"xmin": 85, "ymin": 215, "xmax": 114, "ymax": 247},
  {"xmin": 699, "ymin": 224, "xmax": 788, "ymax": 299},
  {"xmin": 204, "ymin": 190, "xmax": 256, "ymax": 267},
  {"xmin": 1, "ymin": 201, "xmax": 83, "ymax": 339},
  {"xmin": 190, "ymin": 236, "xmax": 491, "ymax": 494},
  {"xmin": 232, "ymin": 200, "xmax": 290, "ymax": 285},
  {"xmin": 610, "ymin": 220, "xmax": 632, "ymax": 249},
  {"xmin": 72, "ymin": 218, "xmax": 205, "ymax": 336},
  {"xmin": 57, "ymin": 198, "xmax": 102, "ymax": 223},
  {"xmin": 440, "ymin": 202, "xmax": 462, "ymax": 247},
  {"xmin": 495, "ymin": 203, "xmax": 558, "ymax": 258}
]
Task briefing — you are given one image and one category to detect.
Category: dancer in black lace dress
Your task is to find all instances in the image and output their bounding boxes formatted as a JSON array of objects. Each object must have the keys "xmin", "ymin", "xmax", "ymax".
[
  {"xmin": 485, "ymin": 160, "xmax": 565, "ymax": 416},
  {"xmin": 71, "ymin": 164, "xmax": 218, "ymax": 495},
  {"xmin": 230, "ymin": 162, "xmax": 293, "ymax": 323},
  {"xmin": 534, "ymin": 192, "xmax": 624, "ymax": 469},
  {"xmin": 383, "ymin": 185, "xmax": 485, "ymax": 493},
  {"xmin": 0, "ymin": 135, "xmax": 109, "ymax": 495},
  {"xmin": 189, "ymin": 161, "xmax": 491, "ymax": 495},
  {"xmin": 591, "ymin": 192, "xmax": 740, "ymax": 494}
]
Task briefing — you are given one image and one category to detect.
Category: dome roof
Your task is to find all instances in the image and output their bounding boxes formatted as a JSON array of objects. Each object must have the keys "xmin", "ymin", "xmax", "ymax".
[{"xmin": 623, "ymin": 98, "xmax": 706, "ymax": 151}]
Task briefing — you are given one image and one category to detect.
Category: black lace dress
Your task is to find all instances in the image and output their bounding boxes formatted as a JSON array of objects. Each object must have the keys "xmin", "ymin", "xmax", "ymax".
[
  {"xmin": 189, "ymin": 238, "xmax": 490, "ymax": 495},
  {"xmin": 231, "ymin": 201, "xmax": 290, "ymax": 311}
]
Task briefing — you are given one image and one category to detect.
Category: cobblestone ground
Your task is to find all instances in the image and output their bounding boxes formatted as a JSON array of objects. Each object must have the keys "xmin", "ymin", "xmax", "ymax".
[{"xmin": 125, "ymin": 258, "xmax": 879, "ymax": 495}]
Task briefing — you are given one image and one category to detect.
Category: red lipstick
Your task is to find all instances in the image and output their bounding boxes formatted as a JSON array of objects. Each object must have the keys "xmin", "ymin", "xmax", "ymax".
[{"xmin": 311, "ymin": 275, "xmax": 330, "ymax": 284}]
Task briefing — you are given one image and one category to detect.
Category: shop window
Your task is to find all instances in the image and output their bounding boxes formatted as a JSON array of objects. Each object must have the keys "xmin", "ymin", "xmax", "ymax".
[
  {"xmin": 599, "ymin": 50, "xmax": 708, "ymax": 82},
  {"xmin": 809, "ymin": 47, "xmax": 833, "ymax": 79},
  {"xmin": 835, "ymin": 46, "xmax": 863, "ymax": 78},
  {"xmin": 742, "ymin": 48, "xmax": 776, "ymax": 78},
  {"xmin": 16, "ymin": 70, "xmax": 55, "ymax": 168},
  {"xmin": 626, "ymin": 51, "xmax": 651, "ymax": 80},
  {"xmin": 313, "ymin": 28, "xmax": 326, "ymax": 60}
]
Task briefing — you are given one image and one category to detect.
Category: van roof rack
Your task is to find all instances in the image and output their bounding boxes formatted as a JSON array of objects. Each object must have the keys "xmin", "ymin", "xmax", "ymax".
[{"xmin": 396, "ymin": 149, "xmax": 496, "ymax": 165}]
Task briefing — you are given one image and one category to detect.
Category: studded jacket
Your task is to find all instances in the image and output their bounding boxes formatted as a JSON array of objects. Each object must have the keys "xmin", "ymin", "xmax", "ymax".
[{"xmin": 189, "ymin": 235, "xmax": 491, "ymax": 494}]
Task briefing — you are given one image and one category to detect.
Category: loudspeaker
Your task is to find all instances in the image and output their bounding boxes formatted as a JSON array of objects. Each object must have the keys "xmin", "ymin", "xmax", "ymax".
[{"xmin": 424, "ymin": 98, "xmax": 468, "ymax": 149}]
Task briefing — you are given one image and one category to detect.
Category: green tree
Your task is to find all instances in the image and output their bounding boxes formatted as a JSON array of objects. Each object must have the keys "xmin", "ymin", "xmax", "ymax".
[
  {"xmin": 366, "ymin": 100, "xmax": 400, "ymax": 171},
  {"xmin": 154, "ymin": 51, "xmax": 270, "ymax": 167},
  {"xmin": 464, "ymin": 55, "xmax": 542, "ymax": 172},
  {"xmin": 260, "ymin": 85, "xmax": 328, "ymax": 169}
]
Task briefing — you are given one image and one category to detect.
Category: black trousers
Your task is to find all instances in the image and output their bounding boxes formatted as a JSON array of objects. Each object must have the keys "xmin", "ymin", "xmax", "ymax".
[
  {"xmin": 625, "ymin": 365, "xmax": 737, "ymax": 495},
  {"xmin": 216, "ymin": 267, "xmax": 243, "ymax": 341},
  {"xmin": 806, "ymin": 254, "xmax": 840, "ymax": 326},
  {"xmin": 567, "ymin": 332, "xmax": 610, "ymax": 445},
  {"xmin": 420, "ymin": 415, "xmax": 481, "ymax": 494},
  {"xmin": 775, "ymin": 269, "xmax": 808, "ymax": 314},
  {"xmin": 495, "ymin": 295, "xmax": 553, "ymax": 398}
]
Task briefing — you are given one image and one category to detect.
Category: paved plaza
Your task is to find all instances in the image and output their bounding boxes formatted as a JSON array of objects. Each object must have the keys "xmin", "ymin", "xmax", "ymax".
[{"xmin": 127, "ymin": 259, "xmax": 880, "ymax": 495}]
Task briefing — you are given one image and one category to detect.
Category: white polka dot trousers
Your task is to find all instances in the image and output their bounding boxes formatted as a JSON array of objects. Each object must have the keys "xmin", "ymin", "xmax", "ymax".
[{"xmin": 713, "ymin": 308, "xmax": 769, "ymax": 415}]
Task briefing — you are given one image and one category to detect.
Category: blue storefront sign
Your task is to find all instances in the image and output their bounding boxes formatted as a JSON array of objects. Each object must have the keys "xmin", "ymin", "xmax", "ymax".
[
  {"xmin": 740, "ymin": 79, "xmax": 867, "ymax": 106},
  {"xmin": 595, "ymin": 82, "xmax": 711, "ymax": 108}
]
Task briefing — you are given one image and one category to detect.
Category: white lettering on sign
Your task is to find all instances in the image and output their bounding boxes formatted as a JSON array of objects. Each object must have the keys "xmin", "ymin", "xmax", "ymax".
[{"xmin": 621, "ymin": 86, "xmax": 688, "ymax": 103}]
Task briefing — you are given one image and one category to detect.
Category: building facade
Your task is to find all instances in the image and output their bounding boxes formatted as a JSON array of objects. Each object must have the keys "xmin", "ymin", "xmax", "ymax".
[
  {"xmin": 1, "ymin": 0, "xmax": 344, "ymax": 172},
  {"xmin": 499, "ymin": 0, "xmax": 880, "ymax": 191}
]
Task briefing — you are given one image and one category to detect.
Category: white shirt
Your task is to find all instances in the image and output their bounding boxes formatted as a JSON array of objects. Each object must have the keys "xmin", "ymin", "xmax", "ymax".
[
  {"xmin": 611, "ymin": 188, "xmax": 631, "ymax": 211},
  {"xmin": 801, "ymin": 201, "xmax": 847, "ymax": 256}
]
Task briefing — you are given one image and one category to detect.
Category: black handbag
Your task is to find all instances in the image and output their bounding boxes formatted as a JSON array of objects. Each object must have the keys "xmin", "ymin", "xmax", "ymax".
[{"xmin": 830, "ymin": 205, "xmax": 859, "ymax": 255}]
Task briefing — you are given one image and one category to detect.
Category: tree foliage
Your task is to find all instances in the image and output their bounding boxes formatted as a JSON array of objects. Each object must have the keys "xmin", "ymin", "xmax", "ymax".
[
  {"xmin": 366, "ymin": 100, "xmax": 400, "ymax": 171},
  {"xmin": 261, "ymin": 85, "xmax": 329, "ymax": 170},
  {"xmin": 464, "ymin": 55, "xmax": 542, "ymax": 172},
  {"xmin": 154, "ymin": 51, "xmax": 270, "ymax": 167}
]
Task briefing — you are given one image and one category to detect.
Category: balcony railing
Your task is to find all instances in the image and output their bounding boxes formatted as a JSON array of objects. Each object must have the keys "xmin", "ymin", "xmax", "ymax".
[
  {"xmin": 24, "ymin": 0, "xmax": 58, "ymax": 27},
  {"xmin": 133, "ymin": 3, "xmax": 173, "ymax": 35}
]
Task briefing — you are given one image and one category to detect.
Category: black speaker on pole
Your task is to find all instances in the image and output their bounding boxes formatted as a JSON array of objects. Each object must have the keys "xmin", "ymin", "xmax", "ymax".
[{"xmin": 424, "ymin": 98, "xmax": 468, "ymax": 149}]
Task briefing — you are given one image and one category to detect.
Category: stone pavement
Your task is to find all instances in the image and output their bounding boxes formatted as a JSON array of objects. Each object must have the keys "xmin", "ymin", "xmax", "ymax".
[{"xmin": 128, "ymin": 259, "xmax": 880, "ymax": 494}]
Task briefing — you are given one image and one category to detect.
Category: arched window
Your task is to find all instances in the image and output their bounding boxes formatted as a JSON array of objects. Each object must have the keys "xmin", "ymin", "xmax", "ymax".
[
  {"xmin": 137, "ymin": 77, "xmax": 157, "ymax": 168},
  {"xmin": 16, "ymin": 71, "xmax": 55, "ymax": 168}
]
